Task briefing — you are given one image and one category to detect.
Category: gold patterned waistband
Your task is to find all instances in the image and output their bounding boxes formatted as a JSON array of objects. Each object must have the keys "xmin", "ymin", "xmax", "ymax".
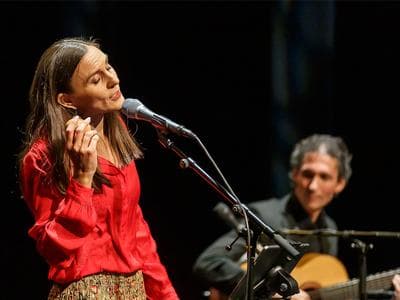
[{"xmin": 48, "ymin": 271, "xmax": 146, "ymax": 300}]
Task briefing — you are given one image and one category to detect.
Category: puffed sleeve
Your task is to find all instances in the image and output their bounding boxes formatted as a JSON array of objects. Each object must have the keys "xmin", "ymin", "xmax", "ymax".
[
  {"xmin": 135, "ymin": 205, "xmax": 179, "ymax": 300},
  {"xmin": 21, "ymin": 141, "xmax": 97, "ymax": 270}
]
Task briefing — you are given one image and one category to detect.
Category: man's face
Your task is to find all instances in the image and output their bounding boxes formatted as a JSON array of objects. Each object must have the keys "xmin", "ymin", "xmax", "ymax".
[{"xmin": 291, "ymin": 152, "xmax": 346, "ymax": 216}]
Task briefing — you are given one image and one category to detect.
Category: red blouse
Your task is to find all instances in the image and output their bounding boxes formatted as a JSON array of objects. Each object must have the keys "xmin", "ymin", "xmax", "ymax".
[{"xmin": 21, "ymin": 139, "xmax": 179, "ymax": 299}]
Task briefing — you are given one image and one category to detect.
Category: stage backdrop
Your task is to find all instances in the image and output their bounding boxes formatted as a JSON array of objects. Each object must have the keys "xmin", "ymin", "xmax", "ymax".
[{"xmin": 1, "ymin": 2, "xmax": 399, "ymax": 299}]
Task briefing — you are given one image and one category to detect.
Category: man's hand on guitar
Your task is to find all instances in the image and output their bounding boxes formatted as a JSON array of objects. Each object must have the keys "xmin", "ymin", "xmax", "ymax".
[
  {"xmin": 272, "ymin": 289, "xmax": 310, "ymax": 300},
  {"xmin": 289, "ymin": 289, "xmax": 311, "ymax": 300},
  {"xmin": 392, "ymin": 274, "xmax": 400, "ymax": 300}
]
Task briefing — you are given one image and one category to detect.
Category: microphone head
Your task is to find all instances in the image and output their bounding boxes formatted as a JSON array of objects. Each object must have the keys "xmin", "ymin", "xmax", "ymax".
[{"xmin": 121, "ymin": 98, "xmax": 143, "ymax": 118}]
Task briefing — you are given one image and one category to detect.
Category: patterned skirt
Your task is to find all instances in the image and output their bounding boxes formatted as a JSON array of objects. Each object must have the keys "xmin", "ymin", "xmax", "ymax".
[{"xmin": 48, "ymin": 271, "xmax": 146, "ymax": 300}]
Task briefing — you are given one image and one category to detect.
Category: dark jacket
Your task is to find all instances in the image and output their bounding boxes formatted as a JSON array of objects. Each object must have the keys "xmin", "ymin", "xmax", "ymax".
[{"xmin": 192, "ymin": 193, "xmax": 338, "ymax": 295}]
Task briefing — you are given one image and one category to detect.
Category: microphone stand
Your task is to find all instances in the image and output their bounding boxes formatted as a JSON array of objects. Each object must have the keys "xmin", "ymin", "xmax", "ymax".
[
  {"xmin": 280, "ymin": 228, "xmax": 400, "ymax": 300},
  {"xmin": 157, "ymin": 131, "xmax": 301, "ymax": 300},
  {"xmin": 351, "ymin": 239, "xmax": 372, "ymax": 300},
  {"xmin": 279, "ymin": 228, "xmax": 400, "ymax": 239}
]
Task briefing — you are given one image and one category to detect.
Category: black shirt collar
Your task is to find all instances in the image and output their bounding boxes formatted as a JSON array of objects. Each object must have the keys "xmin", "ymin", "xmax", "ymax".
[{"xmin": 285, "ymin": 194, "xmax": 329, "ymax": 230}]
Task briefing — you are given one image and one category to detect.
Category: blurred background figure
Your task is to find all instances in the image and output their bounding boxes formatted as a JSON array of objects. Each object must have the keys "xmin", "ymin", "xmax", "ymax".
[{"xmin": 193, "ymin": 134, "xmax": 352, "ymax": 300}]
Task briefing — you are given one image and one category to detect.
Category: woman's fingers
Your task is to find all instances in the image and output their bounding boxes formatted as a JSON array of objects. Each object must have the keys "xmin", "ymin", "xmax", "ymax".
[
  {"xmin": 65, "ymin": 116, "xmax": 92, "ymax": 152},
  {"xmin": 81, "ymin": 130, "xmax": 100, "ymax": 154},
  {"xmin": 64, "ymin": 116, "xmax": 100, "ymax": 186},
  {"xmin": 72, "ymin": 117, "xmax": 92, "ymax": 152},
  {"xmin": 65, "ymin": 115, "xmax": 80, "ymax": 150},
  {"xmin": 77, "ymin": 130, "xmax": 99, "ymax": 174}
]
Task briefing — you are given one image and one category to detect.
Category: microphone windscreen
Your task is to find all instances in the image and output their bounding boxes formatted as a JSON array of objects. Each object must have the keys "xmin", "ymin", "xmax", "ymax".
[{"xmin": 122, "ymin": 98, "xmax": 143, "ymax": 116}]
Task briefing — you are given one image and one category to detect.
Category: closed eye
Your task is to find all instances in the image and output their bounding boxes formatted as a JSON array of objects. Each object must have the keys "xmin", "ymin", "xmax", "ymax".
[{"xmin": 90, "ymin": 75, "xmax": 101, "ymax": 84}]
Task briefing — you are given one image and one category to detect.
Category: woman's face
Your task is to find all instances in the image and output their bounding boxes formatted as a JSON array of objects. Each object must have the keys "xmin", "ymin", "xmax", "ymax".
[
  {"xmin": 291, "ymin": 151, "xmax": 346, "ymax": 216},
  {"xmin": 66, "ymin": 45, "xmax": 124, "ymax": 117}
]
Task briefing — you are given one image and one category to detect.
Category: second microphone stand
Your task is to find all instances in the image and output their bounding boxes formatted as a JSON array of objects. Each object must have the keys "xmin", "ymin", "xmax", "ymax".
[{"xmin": 157, "ymin": 131, "xmax": 302, "ymax": 300}]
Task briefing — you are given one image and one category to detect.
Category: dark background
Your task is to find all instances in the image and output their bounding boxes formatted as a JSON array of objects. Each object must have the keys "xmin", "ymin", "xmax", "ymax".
[{"xmin": 1, "ymin": 1, "xmax": 399, "ymax": 299}]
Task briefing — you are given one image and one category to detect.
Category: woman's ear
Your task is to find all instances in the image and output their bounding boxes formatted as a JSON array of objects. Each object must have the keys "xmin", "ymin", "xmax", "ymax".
[{"xmin": 57, "ymin": 93, "xmax": 77, "ymax": 110}]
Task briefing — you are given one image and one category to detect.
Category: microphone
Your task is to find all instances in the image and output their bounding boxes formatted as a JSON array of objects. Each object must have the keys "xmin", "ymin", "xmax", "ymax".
[
  {"xmin": 213, "ymin": 202, "xmax": 246, "ymax": 234},
  {"xmin": 121, "ymin": 98, "xmax": 196, "ymax": 139}
]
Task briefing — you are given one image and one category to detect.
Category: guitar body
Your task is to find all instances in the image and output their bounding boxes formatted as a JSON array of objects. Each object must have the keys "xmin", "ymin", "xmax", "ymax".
[{"xmin": 290, "ymin": 252, "xmax": 349, "ymax": 290}]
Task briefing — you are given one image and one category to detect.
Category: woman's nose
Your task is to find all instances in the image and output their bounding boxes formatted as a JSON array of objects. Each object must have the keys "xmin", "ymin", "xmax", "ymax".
[{"xmin": 106, "ymin": 71, "xmax": 119, "ymax": 88}]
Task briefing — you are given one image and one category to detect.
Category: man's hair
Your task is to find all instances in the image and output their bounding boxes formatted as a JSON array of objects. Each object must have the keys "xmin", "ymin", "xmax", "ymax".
[{"xmin": 289, "ymin": 134, "xmax": 353, "ymax": 181}]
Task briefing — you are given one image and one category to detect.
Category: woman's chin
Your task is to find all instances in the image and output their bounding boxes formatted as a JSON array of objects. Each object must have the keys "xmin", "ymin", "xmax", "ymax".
[{"xmin": 111, "ymin": 96, "xmax": 125, "ymax": 110}]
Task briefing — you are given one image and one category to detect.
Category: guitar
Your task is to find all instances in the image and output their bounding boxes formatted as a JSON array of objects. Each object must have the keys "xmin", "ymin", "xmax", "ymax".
[
  {"xmin": 293, "ymin": 252, "xmax": 399, "ymax": 299},
  {"xmin": 209, "ymin": 252, "xmax": 399, "ymax": 300}
]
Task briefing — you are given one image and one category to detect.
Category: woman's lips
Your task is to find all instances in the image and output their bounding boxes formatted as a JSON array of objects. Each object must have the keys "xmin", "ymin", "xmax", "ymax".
[{"xmin": 111, "ymin": 90, "xmax": 121, "ymax": 101}]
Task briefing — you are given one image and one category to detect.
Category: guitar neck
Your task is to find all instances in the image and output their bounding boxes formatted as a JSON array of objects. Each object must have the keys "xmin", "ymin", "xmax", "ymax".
[{"xmin": 308, "ymin": 268, "xmax": 400, "ymax": 300}]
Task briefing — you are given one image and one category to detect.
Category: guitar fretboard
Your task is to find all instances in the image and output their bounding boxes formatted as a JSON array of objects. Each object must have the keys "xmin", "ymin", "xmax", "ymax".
[{"xmin": 308, "ymin": 268, "xmax": 400, "ymax": 300}]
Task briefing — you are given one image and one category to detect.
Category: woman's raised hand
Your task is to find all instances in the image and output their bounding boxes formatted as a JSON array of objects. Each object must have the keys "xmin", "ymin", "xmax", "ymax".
[{"xmin": 65, "ymin": 116, "xmax": 100, "ymax": 188}]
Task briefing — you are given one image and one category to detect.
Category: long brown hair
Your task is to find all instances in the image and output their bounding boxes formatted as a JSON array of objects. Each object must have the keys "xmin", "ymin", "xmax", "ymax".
[{"xmin": 19, "ymin": 37, "xmax": 143, "ymax": 194}]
